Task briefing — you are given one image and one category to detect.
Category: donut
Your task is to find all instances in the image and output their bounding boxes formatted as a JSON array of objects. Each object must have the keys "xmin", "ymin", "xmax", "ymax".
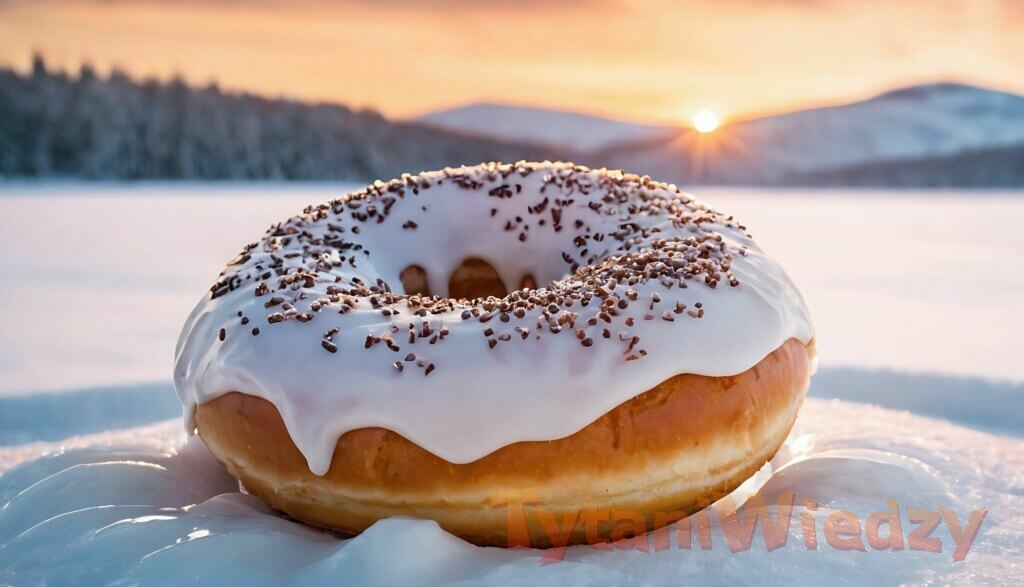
[{"xmin": 175, "ymin": 161, "xmax": 814, "ymax": 547}]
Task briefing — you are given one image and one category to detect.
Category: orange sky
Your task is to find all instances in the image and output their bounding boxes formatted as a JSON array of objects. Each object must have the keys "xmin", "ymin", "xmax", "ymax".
[{"xmin": 2, "ymin": 0, "xmax": 1022, "ymax": 125}]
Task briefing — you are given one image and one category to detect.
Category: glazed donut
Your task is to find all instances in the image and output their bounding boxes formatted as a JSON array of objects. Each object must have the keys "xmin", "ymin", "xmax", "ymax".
[{"xmin": 175, "ymin": 161, "xmax": 814, "ymax": 547}]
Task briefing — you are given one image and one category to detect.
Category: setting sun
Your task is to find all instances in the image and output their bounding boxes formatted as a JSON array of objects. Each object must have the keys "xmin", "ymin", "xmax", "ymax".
[{"xmin": 693, "ymin": 110, "xmax": 720, "ymax": 133}]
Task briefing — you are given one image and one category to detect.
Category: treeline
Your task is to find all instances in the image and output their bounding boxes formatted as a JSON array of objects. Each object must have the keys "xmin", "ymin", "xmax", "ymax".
[{"xmin": 0, "ymin": 57, "xmax": 558, "ymax": 180}]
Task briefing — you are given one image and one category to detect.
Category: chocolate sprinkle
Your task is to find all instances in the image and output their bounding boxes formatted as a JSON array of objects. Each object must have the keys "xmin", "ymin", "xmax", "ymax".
[{"xmin": 205, "ymin": 162, "xmax": 749, "ymax": 375}]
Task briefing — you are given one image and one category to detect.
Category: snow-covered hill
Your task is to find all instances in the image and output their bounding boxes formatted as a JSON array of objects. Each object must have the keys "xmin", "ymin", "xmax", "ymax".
[
  {"xmin": 418, "ymin": 84, "xmax": 1024, "ymax": 186},
  {"xmin": 603, "ymin": 83, "xmax": 1024, "ymax": 185},
  {"xmin": 3, "ymin": 399, "xmax": 1021, "ymax": 584},
  {"xmin": 741, "ymin": 83, "xmax": 1024, "ymax": 170},
  {"xmin": 418, "ymin": 102, "xmax": 677, "ymax": 152}
]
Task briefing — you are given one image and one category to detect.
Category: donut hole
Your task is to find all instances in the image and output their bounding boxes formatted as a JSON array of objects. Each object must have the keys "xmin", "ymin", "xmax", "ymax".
[
  {"xmin": 448, "ymin": 258, "xmax": 508, "ymax": 300},
  {"xmin": 399, "ymin": 265, "xmax": 431, "ymax": 297},
  {"xmin": 399, "ymin": 260, "xmax": 539, "ymax": 300}
]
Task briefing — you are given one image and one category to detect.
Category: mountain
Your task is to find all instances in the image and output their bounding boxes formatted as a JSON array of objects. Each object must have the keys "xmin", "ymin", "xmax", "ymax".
[
  {"xmin": 595, "ymin": 82, "xmax": 1024, "ymax": 186},
  {"xmin": 0, "ymin": 63, "xmax": 558, "ymax": 180},
  {"xmin": 3, "ymin": 60, "xmax": 1022, "ymax": 186},
  {"xmin": 418, "ymin": 102, "xmax": 677, "ymax": 152},
  {"xmin": 419, "ymin": 84, "xmax": 1024, "ymax": 187}
]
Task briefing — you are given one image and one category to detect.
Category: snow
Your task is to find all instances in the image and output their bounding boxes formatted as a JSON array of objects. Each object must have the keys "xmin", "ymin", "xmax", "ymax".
[
  {"xmin": 417, "ymin": 103, "xmax": 677, "ymax": 152},
  {"xmin": 1, "ymin": 184, "xmax": 1023, "ymax": 583},
  {"xmin": 0, "ymin": 183, "xmax": 343, "ymax": 395},
  {"xmin": 1, "ymin": 400, "xmax": 1021, "ymax": 585}
]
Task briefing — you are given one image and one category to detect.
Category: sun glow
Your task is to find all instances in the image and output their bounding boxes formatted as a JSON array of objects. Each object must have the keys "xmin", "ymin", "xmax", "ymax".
[{"xmin": 693, "ymin": 110, "xmax": 720, "ymax": 134}]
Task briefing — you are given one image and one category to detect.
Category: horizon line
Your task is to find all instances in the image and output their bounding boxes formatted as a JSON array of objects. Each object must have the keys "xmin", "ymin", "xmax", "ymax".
[{"xmin": 4, "ymin": 54, "xmax": 1021, "ymax": 129}]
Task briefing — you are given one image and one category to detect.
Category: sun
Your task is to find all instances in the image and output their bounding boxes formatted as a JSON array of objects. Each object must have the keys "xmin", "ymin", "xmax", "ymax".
[{"xmin": 693, "ymin": 109, "xmax": 720, "ymax": 134}]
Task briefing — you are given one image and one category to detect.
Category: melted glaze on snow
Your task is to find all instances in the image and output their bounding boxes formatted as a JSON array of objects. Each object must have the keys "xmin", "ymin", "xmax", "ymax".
[{"xmin": 1, "ymin": 401, "xmax": 1018, "ymax": 585}]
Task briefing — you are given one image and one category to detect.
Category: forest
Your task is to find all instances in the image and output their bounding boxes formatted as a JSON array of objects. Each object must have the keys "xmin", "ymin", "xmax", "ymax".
[{"xmin": 0, "ymin": 57, "xmax": 556, "ymax": 180}]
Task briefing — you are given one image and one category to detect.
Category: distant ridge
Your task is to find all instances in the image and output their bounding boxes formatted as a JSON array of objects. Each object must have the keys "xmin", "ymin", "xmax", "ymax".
[
  {"xmin": 874, "ymin": 81, "xmax": 989, "ymax": 100},
  {"xmin": 418, "ymin": 102, "xmax": 678, "ymax": 152}
]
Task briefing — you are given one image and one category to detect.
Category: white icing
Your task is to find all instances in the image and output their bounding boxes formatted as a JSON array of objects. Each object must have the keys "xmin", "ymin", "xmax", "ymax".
[{"xmin": 174, "ymin": 162, "xmax": 813, "ymax": 474}]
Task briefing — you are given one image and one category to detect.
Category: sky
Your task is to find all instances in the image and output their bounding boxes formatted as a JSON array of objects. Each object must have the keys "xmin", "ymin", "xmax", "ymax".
[{"xmin": 1, "ymin": 0, "xmax": 1022, "ymax": 125}]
